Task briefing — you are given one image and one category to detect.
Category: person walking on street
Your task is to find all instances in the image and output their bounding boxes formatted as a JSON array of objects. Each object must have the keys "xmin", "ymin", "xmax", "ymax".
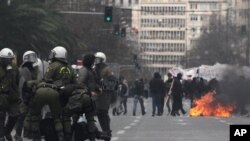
[
  {"xmin": 132, "ymin": 78, "xmax": 146, "ymax": 116},
  {"xmin": 171, "ymin": 73, "xmax": 186, "ymax": 116},
  {"xmin": 121, "ymin": 77, "xmax": 129, "ymax": 115},
  {"xmin": 112, "ymin": 76, "xmax": 127, "ymax": 116},
  {"xmin": 165, "ymin": 73, "xmax": 173, "ymax": 115},
  {"xmin": 149, "ymin": 72, "xmax": 165, "ymax": 116}
]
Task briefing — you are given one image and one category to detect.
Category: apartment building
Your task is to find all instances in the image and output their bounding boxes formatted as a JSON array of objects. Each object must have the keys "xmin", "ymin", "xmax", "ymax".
[
  {"xmin": 139, "ymin": 0, "xmax": 187, "ymax": 74},
  {"xmin": 229, "ymin": 0, "xmax": 249, "ymax": 32},
  {"xmin": 187, "ymin": 0, "xmax": 228, "ymax": 51}
]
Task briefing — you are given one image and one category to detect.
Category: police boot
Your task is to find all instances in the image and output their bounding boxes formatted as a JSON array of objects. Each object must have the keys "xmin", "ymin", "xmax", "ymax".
[
  {"xmin": 5, "ymin": 116, "xmax": 18, "ymax": 141},
  {"xmin": 23, "ymin": 114, "xmax": 32, "ymax": 139},
  {"xmin": 4, "ymin": 135, "xmax": 12, "ymax": 141},
  {"xmin": 57, "ymin": 131, "xmax": 65, "ymax": 141},
  {"xmin": 96, "ymin": 131, "xmax": 111, "ymax": 141},
  {"xmin": 14, "ymin": 135, "xmax": 22, "ymax": 141},
  {"xmin": 64, "ymin": 133, "xmax": 72, "ymax": 141},
  {"xmin": 87, "ymin": 122, "xmax": 97, "ymax": 141},
  {"xmin": 32, "ymin": 136, "xmax": 41, "ymax": 141},
  {"xmin": 0, "ymin": 112, "xmax": 6, "ymax": 141}
]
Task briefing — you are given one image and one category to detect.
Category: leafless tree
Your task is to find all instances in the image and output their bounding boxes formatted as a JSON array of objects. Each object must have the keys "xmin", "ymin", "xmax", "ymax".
[{"xmin": 189, "ymin": 14, "xmax": 245, "ymax": 67}]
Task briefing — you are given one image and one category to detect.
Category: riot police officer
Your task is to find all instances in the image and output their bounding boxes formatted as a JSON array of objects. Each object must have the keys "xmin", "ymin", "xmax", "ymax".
[
  {"xmin": 0, "ymin": 48, "xmax": 20, "ymax": 141},
  {"xmin": 15, "ymin": 51, "xmax": 39, "ymax": 141},
  {"xmin": 94, "ymin": 52, "xmax": 118, "ymax": 141},
  {"xmin": 29, "ymin": 46, "xmax": 75, "ymax": 141}
]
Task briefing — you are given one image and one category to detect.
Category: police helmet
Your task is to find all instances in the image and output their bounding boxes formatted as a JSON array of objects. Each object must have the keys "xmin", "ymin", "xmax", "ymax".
[
  {"xmin": 23, "ymin": 50, "xmax": 38, "ymax": 63},
  {"xmin": 0, "ymin": 48, "xmax": 15, "ymax": 59},
  {"xmin": 49, "ymin": 46, "xmax": 67, "ymax": 60},
  {"xmin": 95, "ymin": 52, "xmax": 106, "ymax": 63}
]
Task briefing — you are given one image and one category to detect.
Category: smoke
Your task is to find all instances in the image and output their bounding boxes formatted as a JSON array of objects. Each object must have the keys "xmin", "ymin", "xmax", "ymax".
[{"xmin": 217, "ymin": 67, "xmax": 250, "ymax": 114}]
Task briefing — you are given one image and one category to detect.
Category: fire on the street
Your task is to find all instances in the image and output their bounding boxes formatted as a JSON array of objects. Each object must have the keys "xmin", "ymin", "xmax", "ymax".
[{"xmin": 189, "ymin": 92, "xmax": 235, "ymax": 118}]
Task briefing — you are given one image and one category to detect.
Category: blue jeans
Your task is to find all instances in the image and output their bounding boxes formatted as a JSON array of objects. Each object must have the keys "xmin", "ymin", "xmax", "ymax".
[
  {"xmin": 133, "ymin": 95, "xmax": 145, "ymax": 115},
  {"xmin": 152, "ymin": 94, "xmax": 161, "ymax": 115}
]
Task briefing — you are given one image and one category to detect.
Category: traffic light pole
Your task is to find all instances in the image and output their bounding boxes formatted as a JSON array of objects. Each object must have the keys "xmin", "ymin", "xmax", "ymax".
[{"xmin": 59, "ymin": 11, "xmax": 104, "ymax": 15}]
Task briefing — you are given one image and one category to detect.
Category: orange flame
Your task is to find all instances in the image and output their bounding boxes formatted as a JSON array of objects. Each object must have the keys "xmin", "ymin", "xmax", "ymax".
[{"xmin": 189, "ymin": 92, "xmax": 235, "ymax": 118}]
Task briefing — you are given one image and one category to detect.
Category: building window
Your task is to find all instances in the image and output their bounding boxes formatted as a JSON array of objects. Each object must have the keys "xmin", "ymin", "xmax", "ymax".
[
  {"xmin": 190, "ymin": 39, "xmax": 198, "ymax": 47},
  {"xmin": 191, "ymin": 15, "xmax": 198, "ymax": 21},
  {"xmin": 128, "ymin": 0, "xmax": 132, "ymax": 6},
  {"xmin": 199, "ymin": 3, "xmax": 208, "ymax": 10},
  {"xmin": 190, "ymin": 3, "xmax": 197, "ymax": 10},
  {"xmin": 210, "ymin": 3, "xmax": 217, "ymax": 10},
  {"xmin": 120, "ymin": 0, "xmax": 123, "ymax": 5}
]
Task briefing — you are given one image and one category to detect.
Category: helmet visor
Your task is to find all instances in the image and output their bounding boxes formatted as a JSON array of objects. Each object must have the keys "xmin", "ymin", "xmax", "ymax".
[
  {"xmin": 23, "ymin": 53, "xmax": 38, "ymax": 63},
  {"xmin": 94, "ymin": 57, "xmax": 103, "ymax": 64},
  {"xmin": 0, "ymin": 58, "xmax": 13, "ymax": 66}
]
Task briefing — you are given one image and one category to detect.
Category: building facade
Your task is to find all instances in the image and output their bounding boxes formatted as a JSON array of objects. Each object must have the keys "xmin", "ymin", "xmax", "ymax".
[
  {"xmin": 229, "ymin": 0, "xmax": 249, "ymax": 32},
  {"xmin": 186, "ymin": 0, "xmax": 228, "ymax": 51},
  {"xmin": 139, "ymin": 0, "xmax": 187, "ymax": 74},
  {"xmin": 229, "ymin": 0, "xmax": 250, "ymax": 63}
]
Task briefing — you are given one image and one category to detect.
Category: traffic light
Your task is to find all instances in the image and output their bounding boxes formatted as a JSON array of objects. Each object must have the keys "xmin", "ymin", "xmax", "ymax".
[
  {"xmin": 104, "ymin": 6, "xmax": 113, "ymax": 22},
  {"xmin": 113, "ymin": 24, "xmax": 120, "ymax": 36},
  {"xmin": 121, "ymin": 27, "xmax": 126, "ymax": 37}
]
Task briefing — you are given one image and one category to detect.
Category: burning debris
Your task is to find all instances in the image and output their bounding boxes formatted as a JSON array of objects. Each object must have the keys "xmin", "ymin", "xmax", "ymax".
[{"xmin": 189, "ymin": 92, "xmax": 236, "ymax": 118}]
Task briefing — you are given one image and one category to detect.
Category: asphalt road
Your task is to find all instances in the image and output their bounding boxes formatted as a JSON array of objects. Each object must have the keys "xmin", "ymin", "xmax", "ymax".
[
  {"xmin": 16, "ymin": 98, "xmax": 250, "ymax": 141},
  {"xmin": 106, "ymin": 98, "xmax": 250, "ymax": 141}
]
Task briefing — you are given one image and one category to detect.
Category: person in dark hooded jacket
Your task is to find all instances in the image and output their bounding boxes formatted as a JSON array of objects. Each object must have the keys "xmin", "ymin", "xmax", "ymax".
[
  {"xmin": 74, "ymin": 54, "xmax": 112, "ymax": 141},
  {"xmin": 132, "ymin": 78, "xmax": 146, "ymax": 116},
  {"xmin": 171, "ymin": 73, "xmax": 186, "ymax": 116},
  {"xmin": 149, "ymin": 72, "xmax": 165, "ymax": 116},
  {"xmin": 78, "ymin": 54, "xmax": 97, "ymax": 95}
]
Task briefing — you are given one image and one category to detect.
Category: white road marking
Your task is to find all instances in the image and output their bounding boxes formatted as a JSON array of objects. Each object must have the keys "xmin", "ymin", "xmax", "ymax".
[
  {"xmin": 177, "ymin": 122, "xmax": 187, "ymax": 125},
  {"xmin": 177, "ymin": 119, "xmax": 184, "ymax": 122},
  {"xmin": 214, "ymin": 117, "xmax": 220, "ymax": 120},
  {"xmin": 136, "ymin": 116, "xmax": 142, "ymax": 119},
  {"xmin": 130, "ymin": 122, "xmax": 137, "ymax": 126},
  {"xmin": 134, "ymin": 119, "xmax": 140, "ymax": 123},
  {"xmin": 116, "ymin": 130, "xmax": 125, "ymax": 135},
  {"xmin": 220, "ymin": 120, "xmax": 226, "ymax": 123},
  {"xmin": 111, "ymin": 137, "xmax": 119, "ymax": 141},
  {"xmin": 124, "ymin": 126, "xmax": 131, "ymax": 129}
]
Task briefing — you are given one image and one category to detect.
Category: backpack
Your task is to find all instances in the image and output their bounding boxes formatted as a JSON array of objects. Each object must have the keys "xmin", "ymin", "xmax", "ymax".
[
  {"xmin": 100, "ymin": 75, "xmax": 118, "ymax": 91},
  {"xmin": 66, "ymin": 88, "xmax": 95, "ymax": 114},
  {"xmin": 95, "ymin": 63, "xmax": 118, "ymax": 91}
]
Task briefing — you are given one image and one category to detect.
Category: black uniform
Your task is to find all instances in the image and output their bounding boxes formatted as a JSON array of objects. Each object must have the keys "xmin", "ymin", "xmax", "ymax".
[{"xmin": 171, "ymin": 74, "xmax": 186, "ymax": 116}]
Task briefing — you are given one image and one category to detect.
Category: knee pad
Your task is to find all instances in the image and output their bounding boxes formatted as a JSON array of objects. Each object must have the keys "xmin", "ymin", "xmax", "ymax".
[
  {"xmin": 54, "ymin": 118, "xmax": 63, "ymax": 132},
  {"xmin": 24, "ymin": 114, "xmax": 32, "ymax": 128},
  {"xmin": 61, "ymin": 116, "xmax": 71, "ymax": 134}
]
